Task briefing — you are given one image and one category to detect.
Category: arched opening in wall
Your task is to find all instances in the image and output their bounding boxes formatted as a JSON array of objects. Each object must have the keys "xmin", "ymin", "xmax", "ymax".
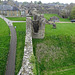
[
  {"xmin": 32, "ymin": 20, "xmax": 39, "ymax": 33},
  {"xmin": 62, "ymin": 16, "xmax": 65, "ymax": 18}
]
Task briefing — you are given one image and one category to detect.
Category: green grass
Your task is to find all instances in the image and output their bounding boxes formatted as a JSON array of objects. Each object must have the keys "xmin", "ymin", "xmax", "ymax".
[
  {"xmin": 30, "ymin": 55, "xmax": 37, "ymax": 75},
  {"xmin": 6, "ymin": 17, "xmax": 33, "ymax": 21},
  {"xmin": 33, "ymin": 23, "xmax": 75, "ymax": 75},
  {"xmin": 44, "ymin": 14, "xmax": 70, "ymax": 22},
  {"xmin": 13, "ymin": 22, "xmax": 26, "ymax": 75},
  {"xmin": 45, "ymin": 23, "xmax": 75, "ymax": 36},
  {"xmin": 43, "ymin": 65, "xmax": 75, "ymax": 75},
  {"xmin": 0, "ymin": 18, "xmax": 10, "ymax": 75},
  {"xmin": 6, "ymin": 17, "xmax": 26, "ymax": 21}
]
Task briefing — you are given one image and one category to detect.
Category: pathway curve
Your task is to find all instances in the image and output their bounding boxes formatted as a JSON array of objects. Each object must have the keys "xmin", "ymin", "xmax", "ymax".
[{"xmin": 0, "ymin": 15, "xmax": 17, "ymax": 75}]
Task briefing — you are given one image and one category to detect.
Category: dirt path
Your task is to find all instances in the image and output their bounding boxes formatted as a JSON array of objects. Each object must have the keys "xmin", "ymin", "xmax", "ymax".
[{"xmin": 0, "ymin": 15, "xmax": 17, "ymax": 75}]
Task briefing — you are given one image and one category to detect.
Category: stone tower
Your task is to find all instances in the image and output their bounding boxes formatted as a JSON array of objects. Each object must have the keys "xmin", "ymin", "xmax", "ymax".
[{"xmin": 32, "ymin": 11, "xmax": 46, "ymax": 39}]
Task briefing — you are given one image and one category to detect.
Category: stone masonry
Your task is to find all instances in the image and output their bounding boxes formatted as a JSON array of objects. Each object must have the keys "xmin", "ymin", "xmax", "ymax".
[
  {"xmin": 18, "ymin": 12, "xmax": 46, "ymax": 75},
  {"xmin": 18, "ymin": 17, "xmax": 33, "ymax": 75},
  {"xmin": 32, "ymin": 11, "xmax": 46, "ymax": 39}
]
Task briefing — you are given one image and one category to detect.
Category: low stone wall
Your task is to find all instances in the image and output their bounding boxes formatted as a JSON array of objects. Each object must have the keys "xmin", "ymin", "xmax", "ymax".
[{"xmin": 18, "ymin": 17, "xmax": 34, "ymax": 75}]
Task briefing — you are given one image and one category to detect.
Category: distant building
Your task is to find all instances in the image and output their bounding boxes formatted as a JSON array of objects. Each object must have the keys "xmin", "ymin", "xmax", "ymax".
[
  {"xmin": 0, "ymin": 1, "xmax": 28, "ymax": 17},
  {"xmin": 0, "ymin": 4, "xmax": 21, "ymax": 17},
  {"xmin": 19, "ymin": 6, "xmax": 28, "ymax": 17}
]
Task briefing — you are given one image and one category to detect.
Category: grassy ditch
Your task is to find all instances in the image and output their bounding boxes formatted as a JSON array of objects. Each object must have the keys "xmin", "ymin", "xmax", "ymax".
[{"xmin": 33, "ymin": 23, "xmax": 75, "ymax": 75}]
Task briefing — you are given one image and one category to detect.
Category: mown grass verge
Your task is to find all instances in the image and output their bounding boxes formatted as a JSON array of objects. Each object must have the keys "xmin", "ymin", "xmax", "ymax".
[
  {"xmin": 13, "ymin": 22, "xmax": 26, "ymax": 75},
  {"xmin": 44, "ymin": 14, "xmax": 70, "ymax": 22},
  {"xmin": 6, "ymin": 17, "xmax": 26, "ymax": 21},
  {"xmin": 6, "ymin": 17, "xmax": 33, "ymax": 21},
  {"xmin": 33, "ymin": 23, "xmax": 75, "ymax": 75},
  {"xmin": 0, "ymin": 18, "xmax": 10, "ymax": 75}
]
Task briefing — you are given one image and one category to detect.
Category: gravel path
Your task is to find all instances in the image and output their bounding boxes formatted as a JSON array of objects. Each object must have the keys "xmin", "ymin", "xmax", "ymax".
[{"xmin": 0, "ymin": 15, "xmax": 17, "ymax": 75}]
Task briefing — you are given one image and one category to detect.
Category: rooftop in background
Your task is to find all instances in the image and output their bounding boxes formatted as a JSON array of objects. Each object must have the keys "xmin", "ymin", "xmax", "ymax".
[
  {"xmin": 14, "ymin": 0, "xmax": 75, "ymax": 4},
  {"xmin": 0, "ymin": 5, "xmax": 19, "ymax": 11}
]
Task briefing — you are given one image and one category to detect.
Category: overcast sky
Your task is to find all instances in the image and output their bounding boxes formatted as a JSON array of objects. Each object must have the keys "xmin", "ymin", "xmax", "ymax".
[{"xmin": 16, "ymin": 0, "xmax": 75, "ymax": 4}]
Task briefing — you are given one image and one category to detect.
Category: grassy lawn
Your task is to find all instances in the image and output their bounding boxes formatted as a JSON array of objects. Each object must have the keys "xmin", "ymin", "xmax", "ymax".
[
  {"xmin": 0, "ymin": 18, "xmax": 10, "ymax": 75},
  {"xmin": 6, "ymin": 17, "xmax": 26, "ymax": 21},
  {"xmin": 33, "ymin": 23, "xmax": 75, "ymax": 75},
  {"xmin": 13, "ymin": 22, "xmax": 26, "ymax": 75},
  {"xmin": 6, "ymin": 17, "xmax": 33, "ymax": 21},
  {"xmin": 44, "ymin": 14, "xmax": 70, "ymax": 22}
]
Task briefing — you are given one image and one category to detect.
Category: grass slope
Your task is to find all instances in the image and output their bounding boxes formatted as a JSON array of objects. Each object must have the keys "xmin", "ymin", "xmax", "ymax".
[
  {"xmin": 0, "ymin": 18, "xmax": 10, "ymax": 75},
  {"xmin": 13, "ymin": 22, "xmax": 26, "ymax": 75},
  {"xmin": 33, "ymin": 23, "xmax": 75, "ymax": 75},
  {"xmin": 6, "ymin": 17, "xmax": 26, "ymax": 21},
  {"xmin": 44, "ymin": 14, "xmax": 70, "ymax": 22},
  {"xmin": 43, "ymin": 65, "xmax": 75, "ymax": 75}
]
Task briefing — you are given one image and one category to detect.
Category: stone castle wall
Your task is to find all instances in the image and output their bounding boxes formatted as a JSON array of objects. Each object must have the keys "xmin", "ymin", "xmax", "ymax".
[
  {"xmin": 18, "ymin": 14, "xmax": 46, "ymax": 75},
  {"xmin": 18, "ymin": 17, "xmax": 34, "ymax": 75}
]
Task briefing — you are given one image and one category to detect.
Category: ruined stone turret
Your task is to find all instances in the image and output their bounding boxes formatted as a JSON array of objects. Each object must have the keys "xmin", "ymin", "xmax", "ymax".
[
  {"xmin": 32, "ymin": 11, "xmax": 46, "ymax": 39},
  {"xmin": 18, "ymin": 9, "xmax": 46, "ymax": 75}
]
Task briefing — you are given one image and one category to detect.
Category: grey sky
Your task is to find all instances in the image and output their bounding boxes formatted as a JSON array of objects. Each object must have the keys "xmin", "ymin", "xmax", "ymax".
[{"xmin": 15, "ymin": 0, "xmax": 75, "ymax": 4}]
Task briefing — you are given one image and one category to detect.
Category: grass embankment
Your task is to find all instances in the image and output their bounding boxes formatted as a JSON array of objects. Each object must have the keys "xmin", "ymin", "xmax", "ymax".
[
  {"xmin": 33, "ymin": 23, "xmax": 75, "ymax": 75},
  {"xmin": 0, "ymin": 18, "xmax": 10, "ymax": 75},
  {"xmin": 44, "ymin": 14, "xmax": 70, "ymax": 22},
  {"xmin": 13, "ymin": 22, "xmax": 26, "ymax": 75},
  {"xmin": 6, "ymin": 17, "xmax": 26, "ymax": 21}
]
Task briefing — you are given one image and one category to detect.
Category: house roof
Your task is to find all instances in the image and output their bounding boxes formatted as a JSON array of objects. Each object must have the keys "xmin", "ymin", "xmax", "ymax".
[{"xmin": 0, "ymin": 5, "xmax": 19, "ymax": 11}]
